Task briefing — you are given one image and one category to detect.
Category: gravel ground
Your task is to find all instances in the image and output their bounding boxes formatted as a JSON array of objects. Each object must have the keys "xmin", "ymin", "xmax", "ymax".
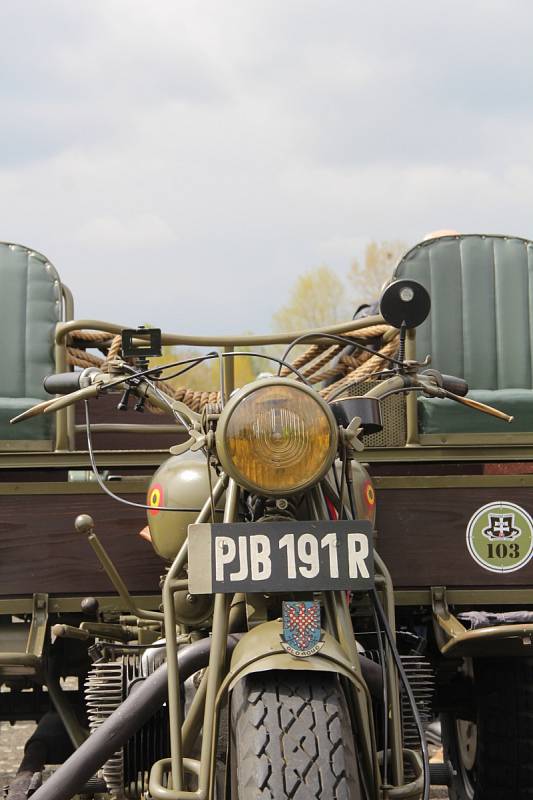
[
  {"xmin": 0, "ymin": 720, "xmax": 36, "ymax": 789},
  {"xmin": 0, "ymin": 720, "xmax": 450, "ymax": 798}
]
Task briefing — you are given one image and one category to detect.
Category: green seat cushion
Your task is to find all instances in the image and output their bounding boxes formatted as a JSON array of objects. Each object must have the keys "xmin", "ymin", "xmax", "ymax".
[
  {"xmin": 0, "ymin": 243, "xmax": 61, "ymax": 443},
  {"xmin": 418, "ymin": 389, "xmax": 533, "ymax": 435},
  {"xmin": 0, "ymin": 397, "xmax": 53, "ymax": 441},
  {"xmin": 394, "ymin": 235, "xmax": 533, "ymax": 391}
]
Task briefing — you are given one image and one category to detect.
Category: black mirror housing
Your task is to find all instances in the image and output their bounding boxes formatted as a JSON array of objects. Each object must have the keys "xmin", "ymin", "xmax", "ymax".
[{"xmin": 379, "ymin": 279, "xmax": 430, "ymax": 329}]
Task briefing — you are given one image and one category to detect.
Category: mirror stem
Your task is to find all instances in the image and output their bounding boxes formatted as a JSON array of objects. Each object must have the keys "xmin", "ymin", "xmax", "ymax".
[{"xmin": 397, "ymin": 322, "xmax": 407, "ymax": 366}]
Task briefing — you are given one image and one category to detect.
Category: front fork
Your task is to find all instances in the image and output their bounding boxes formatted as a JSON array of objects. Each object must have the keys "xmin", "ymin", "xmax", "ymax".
[
  {"xmin": 150, "ymin": 479, "xmax": 410, "ymax": 800},
  {"xmin": 149, "ymin": 475, "xmax": 235, "ymax": 800},
  {"xmin": 312, "ymin": 485, "xmax": 404, "ymax": 787}
]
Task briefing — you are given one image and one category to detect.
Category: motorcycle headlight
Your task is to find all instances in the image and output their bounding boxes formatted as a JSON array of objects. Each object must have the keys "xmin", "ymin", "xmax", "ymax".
[{"xmin": 216, "ymin": 379, "xmax": 338, "ymax": 495}]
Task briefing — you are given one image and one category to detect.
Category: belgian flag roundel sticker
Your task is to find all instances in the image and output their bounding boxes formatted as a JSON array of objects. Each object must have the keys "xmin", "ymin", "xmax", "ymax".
[
  {"xmin": 364, "ymin": 481, "xmax": 375, "ymax": 509},
  {"xmin": 148, "ymin": 483, "xmax": 164, "ymax": 516},
  {"xmin": 466, "ymin": 501, "xmax": 533, "ymax": 573}
]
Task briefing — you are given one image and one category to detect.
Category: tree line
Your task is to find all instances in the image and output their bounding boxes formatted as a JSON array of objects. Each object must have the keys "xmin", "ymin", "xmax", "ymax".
[{"xmin": 153, "ymin": 239, "xmax": 408, "ymax": 390}]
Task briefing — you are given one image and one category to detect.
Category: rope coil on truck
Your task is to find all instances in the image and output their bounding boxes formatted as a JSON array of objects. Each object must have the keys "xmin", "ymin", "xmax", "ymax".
[{"xmin": 65, "ymin": 323, "xmax": 400, "ymax": 413}]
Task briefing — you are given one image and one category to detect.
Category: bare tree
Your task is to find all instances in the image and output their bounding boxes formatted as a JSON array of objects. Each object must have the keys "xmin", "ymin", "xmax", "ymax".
[
  {"xmin": 273, "ymin": 266, "xmax": 350, "ymax": 331},
  {"xmin": 348, "ymin": 240, "xmax": 408, "ymax": 304}
]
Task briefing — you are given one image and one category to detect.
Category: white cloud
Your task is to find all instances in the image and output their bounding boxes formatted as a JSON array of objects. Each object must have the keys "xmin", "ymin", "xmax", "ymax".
[
  {"xmin": 75, "ymin": 214, "xmax": 177, "ymax": 249},
  {"xmin": 0, "ymin": 0, "xmax": 532, "ymax": 335}
]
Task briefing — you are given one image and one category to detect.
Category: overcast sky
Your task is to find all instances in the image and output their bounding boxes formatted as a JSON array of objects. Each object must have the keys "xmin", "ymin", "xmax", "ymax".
[{"xmin": 1, "ymin": 1, "xmax": 532, "ymax": 335}]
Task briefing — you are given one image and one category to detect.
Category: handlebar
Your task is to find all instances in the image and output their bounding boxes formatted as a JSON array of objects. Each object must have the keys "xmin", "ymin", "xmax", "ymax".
[
  {"xmin": 43, "ymin": 371, "xmax": 83, "ymax": 394},
  {"xmin": 415, "ymin": 371, "xmax": 513, "ymax": 423},
  {"xmin": 364, "ymin": 370, "xmax": 513, "ymax": 424},
  {"xmin": 422, "ymin": 369, "xmax": 469, "ymax": 397},
  {"xmin": 11, "ymin": 368, "xmax": 112, "ymax": 424},
  {"xmin": 43, "ymin": 368, "xmax": 101, "ymax": 395},
  {"xmin": 441, "ymin": 374, "xmax": 469, "ymax": 397},
  {"xmin": 11, "ymin": 360, "xmax": 514, "ymax": 429},
  {"xmin": 12, "ymin": 365, "xmax": 201, "ymax": 429}
]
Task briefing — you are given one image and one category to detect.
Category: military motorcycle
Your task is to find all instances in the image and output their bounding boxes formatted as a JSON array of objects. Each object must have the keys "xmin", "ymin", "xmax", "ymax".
[{"xmin": 7, "ymin": 277, "xmax": 514, "ymax": 800}]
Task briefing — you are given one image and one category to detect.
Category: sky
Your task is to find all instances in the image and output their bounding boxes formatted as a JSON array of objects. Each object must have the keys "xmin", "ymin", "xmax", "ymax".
[{"xmin": 1, "ymin": 0, "xmax": 533, "ymax": 335}]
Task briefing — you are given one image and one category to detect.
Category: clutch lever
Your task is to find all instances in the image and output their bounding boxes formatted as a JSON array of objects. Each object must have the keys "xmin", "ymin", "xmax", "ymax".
[
  {"xmin": 10, "ymin": 371, "xmax": 121, "ymax": 425},
  {"xmin": 10, "ymin": 384, "xmax": 101, "ymax": 425},
  {"xmin": 10, "ymin": 397, "xmax": 61, "ymax": 424}
]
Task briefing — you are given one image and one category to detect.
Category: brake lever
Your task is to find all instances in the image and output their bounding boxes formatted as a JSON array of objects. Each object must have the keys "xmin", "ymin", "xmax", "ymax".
[
  {"xmin": 417, "ymin": 377, "xmax": 514, "ymax": 423},
  {"xmin": 441, "ymin": 389, "xmax": 514, "ymax": 423}
]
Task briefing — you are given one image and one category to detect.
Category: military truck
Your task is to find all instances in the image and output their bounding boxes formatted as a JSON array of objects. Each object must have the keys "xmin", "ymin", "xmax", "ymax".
[{"xmin": 2, "ymin": 233, "xmax": 533, "ymax": 800}]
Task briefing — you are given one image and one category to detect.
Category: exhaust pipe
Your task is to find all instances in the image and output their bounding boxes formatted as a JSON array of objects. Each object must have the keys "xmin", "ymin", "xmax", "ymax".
[{"xmin": 32, "ymin": 636, "xmax": 239, "ymax": 800}]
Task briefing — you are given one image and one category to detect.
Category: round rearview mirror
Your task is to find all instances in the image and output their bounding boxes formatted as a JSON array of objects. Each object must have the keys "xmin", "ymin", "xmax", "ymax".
[{"xmin": 379, "ymin": 279, "xmax": 431, "ymax": 329}]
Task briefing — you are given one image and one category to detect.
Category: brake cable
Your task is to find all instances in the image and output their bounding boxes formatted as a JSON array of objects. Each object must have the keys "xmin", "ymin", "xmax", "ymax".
[
  {"xmin": 370, "ymin": 588, "xmax": 430, "ymax": 800},
  {"xmin": 370, "ymin": 599, "xmax": 389, "ymax": 788},
  {"xmin": 120, "ymin": 350, "xmax": 313, "ymax": 387},
  {"xmin": 278, "ymin": 332, "xmax": 405, "ymax": 377},
  {"xmin": 83, "ymin": 400, "xmax": 201, "ymax": 513},
  {"xmin": 344, "ymin": 477, "xmax": 429, "ymax": 798}
]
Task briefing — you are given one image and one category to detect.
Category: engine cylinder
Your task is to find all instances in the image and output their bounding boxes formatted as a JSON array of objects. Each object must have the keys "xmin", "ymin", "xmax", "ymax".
[{"xmin": 85, "ymin": 654, "xmax": 169, "ymax": 799}]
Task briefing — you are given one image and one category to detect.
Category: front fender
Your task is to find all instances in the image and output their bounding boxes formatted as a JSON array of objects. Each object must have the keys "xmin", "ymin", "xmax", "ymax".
[
  {"xmin": 228, "ymin": 620, "xmax": 360, "ymax": 691},
  {"xmin": 227, "ymin": 620, "xmax": 381, "ymax": 797}
]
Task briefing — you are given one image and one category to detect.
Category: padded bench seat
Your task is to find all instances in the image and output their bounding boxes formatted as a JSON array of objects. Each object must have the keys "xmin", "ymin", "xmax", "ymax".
[
  {"xmin": 0, "ymin": 397, "xmax": 53, "ymax": 444},
  {"xmin": 418, "ymin": 389, "xmax": 533, "ymax": 435},
  {"xmin": 394, "ymin": 235, "xmax": 533, "ymax": 441},
  {"xmin": 0, "ymin": 243, "xmax": 62, "ymax": 449}
]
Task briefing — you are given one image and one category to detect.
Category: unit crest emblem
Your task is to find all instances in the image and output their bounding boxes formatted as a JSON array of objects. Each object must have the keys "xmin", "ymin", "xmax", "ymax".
[
  {"xmin": 281, "ymin": 600, "xmax": 324, "ymax": 657},
  {"xmin": 466, "ymin": 502, "xmax": 533, "ymax": 573}
]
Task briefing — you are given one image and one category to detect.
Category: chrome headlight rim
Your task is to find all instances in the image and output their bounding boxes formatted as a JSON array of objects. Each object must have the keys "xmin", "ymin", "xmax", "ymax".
[{"xmin": 215, "ymin": 377, "xmax": 339, "ymax": 496}]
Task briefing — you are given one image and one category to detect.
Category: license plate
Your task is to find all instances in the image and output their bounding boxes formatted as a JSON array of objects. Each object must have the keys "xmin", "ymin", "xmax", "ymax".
[{"xmin": 187, "ymin": 520, "xmax": 374, "ymax": 595}]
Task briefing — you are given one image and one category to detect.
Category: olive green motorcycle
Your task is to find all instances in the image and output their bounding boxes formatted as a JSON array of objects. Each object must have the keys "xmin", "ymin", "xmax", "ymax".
[{"xmin": 11, "ymin": 279, "xmax": 510, "ymax": 800}]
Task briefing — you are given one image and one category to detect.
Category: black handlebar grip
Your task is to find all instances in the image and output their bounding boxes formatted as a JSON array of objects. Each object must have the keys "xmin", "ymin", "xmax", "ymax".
[
  {"xmin": 43, "ymin": 372, "xmax": 83, "ymax": 395},
  {"xmin": 441, "ymin": 374, "xmax": 469, "ymax": 397}
]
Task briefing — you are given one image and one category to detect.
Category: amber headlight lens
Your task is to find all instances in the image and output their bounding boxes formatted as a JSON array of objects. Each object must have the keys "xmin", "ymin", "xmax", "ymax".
[{"xmin": 216, "ymin": 380, "xmax": 338, "ymax": 495}]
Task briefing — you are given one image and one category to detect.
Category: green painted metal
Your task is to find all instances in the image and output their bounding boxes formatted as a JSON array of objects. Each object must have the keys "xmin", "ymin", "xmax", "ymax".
[
  {"xmin": 431, "ymin": 585, "xmax": 533, "ymax": 658},
  {"xmin": 0, "ymin": 593, "xmax": 49, "ymax": 677},
  {"xmin": 375, "ymin": 559, "xmax": 404, "ymax": 787},
  {"xmin": 0, "ymin": 594, "xmax": 161, "ymax": 615},
  {"xmin": 395, "ymin": 588, "xmax": 533, "ymax": 606},
  {"xmin": 54, "ymin": 314, "xmax": 386, "ymax": 349},
  {"xmin": 158, "ymin": 473, "xmax": 230, "ymax": 798},
  {"xmin": 374, "ymin": 474, "xmax": 533, "ymax": 489},
  {"xmin": 0, "ymin": 480, "xmax": 149, "ymax": 495},
  {"xmin": 46, "ymin": 668, "xmax": 88, "ymax": 749},
  {"xmin": 147, "ymin": 454, "xmax": 224, "ymax": 561}
]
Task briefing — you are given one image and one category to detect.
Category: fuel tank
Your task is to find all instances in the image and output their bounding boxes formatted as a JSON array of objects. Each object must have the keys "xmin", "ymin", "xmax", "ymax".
[
  {"xmin": 328, "ymin": 459, "xmax": 376, "ymax": 526},
  {"xmin": 146, "ymin": 452, "xmax": 224, "ymax": 560},
  {"xmin": 351, "ymin": 460, "xmax": 376, "ymax": 526}
]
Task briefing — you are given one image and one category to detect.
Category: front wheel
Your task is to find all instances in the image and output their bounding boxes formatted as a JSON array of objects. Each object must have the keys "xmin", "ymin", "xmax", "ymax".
[{"xmin": 230, "ymin": 670, "xmax": 361, "ymax": 800}]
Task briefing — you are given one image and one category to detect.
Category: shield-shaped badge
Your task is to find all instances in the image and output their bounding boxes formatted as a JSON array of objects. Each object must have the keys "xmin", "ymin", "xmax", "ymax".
[
  {"xmin": 483, "ymin": 513, "xmax": 520, "ymax": 541},
  {"xmin": 281, "ymin": 600, "xmax": 324, "ymax": 657}
]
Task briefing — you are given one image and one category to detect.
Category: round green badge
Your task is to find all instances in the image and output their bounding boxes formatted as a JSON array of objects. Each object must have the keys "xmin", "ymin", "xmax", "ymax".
[{"xmin": 466, "ymin": 502, "xmax": 533, "ymax": 573}]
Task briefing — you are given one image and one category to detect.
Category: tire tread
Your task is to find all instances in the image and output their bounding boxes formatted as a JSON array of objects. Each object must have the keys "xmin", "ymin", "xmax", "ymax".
[{"xmin": 231, "ymin": 671, "xmax": 360, "ymax": 799}]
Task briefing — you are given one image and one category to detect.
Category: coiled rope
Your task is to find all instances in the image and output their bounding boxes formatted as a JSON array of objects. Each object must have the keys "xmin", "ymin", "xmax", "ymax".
[{"xmin": 66, "ymin": 324, "xmax": 399, "ymax": 413}]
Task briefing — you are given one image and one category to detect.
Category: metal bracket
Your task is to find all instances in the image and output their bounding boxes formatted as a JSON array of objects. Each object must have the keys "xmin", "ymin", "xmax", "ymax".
[
  {"xmin": 431, "ymin": 586, "xmax": 466, "ymax": 651},
  {"xmin": 27, "ymin": 593, "xmax": 49, "ymax": 661}
]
